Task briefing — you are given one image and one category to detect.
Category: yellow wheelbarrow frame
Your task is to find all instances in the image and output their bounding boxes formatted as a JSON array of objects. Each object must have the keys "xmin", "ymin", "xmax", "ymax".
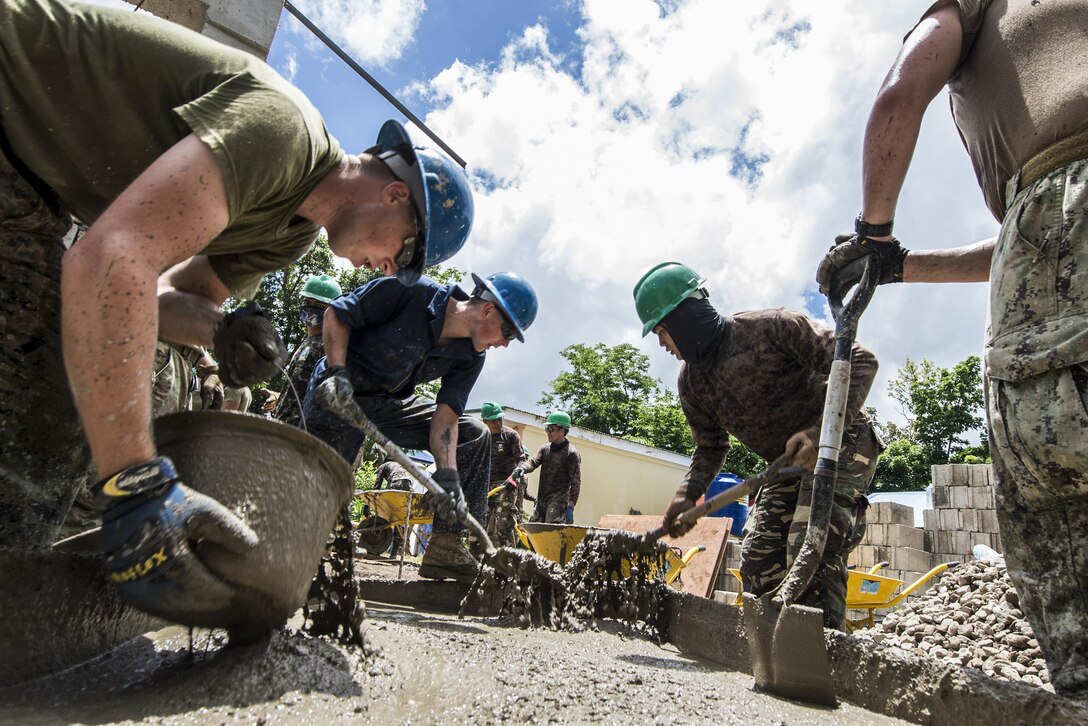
[
  {"xmin": 515, "ymin": 523, "xmax": 704, "ymax": 587},
  {"xmin": 725, "ymin": 560, "xmax": 959, "ymax": 630},
  {"xmin": 355, "ymin": 489, "xmax": 434, "ymax": 577}
]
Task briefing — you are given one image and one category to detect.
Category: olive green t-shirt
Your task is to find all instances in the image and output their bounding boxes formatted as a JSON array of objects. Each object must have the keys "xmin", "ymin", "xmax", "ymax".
[
  {"xmin": 914, "ymin": 0, "xmax": 1088, "ymax": 221},
  {"xmin": 0, "ymin": 0, "xmax": 344, "ymax": 296}
]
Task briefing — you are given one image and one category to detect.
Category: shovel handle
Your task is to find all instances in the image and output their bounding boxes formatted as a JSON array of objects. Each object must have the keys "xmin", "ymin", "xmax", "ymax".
[
  {"xmin": 317, "ymin": 386, "xmax": 497, "ymax": 553},
  {"xmin": 646, "ymin": 456, "xmax": 803, "ymax": 543}
]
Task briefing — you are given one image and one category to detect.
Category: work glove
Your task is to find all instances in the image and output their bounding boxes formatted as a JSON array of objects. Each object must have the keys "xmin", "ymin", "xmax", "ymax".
[
  {"xmin": 94, "ymin": 456, "xmax": 258, "ymax": 621},
  {"xmin": 510, "ymin": 466, "xmax": 525, "ymax": 480},
  {"xmin": 816, "ymin": 233, "xmax": 909, "ymax": 297},
  {"xmin": 785, "ymin": 430, "xmax": 818, "ymax": 471},
  {"xmin": 662, "ymin": 482, "xmax": 701, "ymax": 538},
  {"xmin": 430, "ymin": 468, "xmax": 468, "ymax": 525},
  {"xmin": 213, "ymin": 302, "xmax": 288, "ymax": 388},
  {"xmin": 564, "ymin": 505, "xmax": 575, "ymax": 524},
  {"xmin": 316, "ymin": 364, "xmax": 354, "ymax": 413},
  {"xmin": 198, "ymin": 366, "xmax": 224, "ymax": 411}
]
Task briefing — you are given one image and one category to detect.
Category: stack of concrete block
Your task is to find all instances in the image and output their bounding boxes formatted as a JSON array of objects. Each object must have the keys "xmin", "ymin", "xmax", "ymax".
[
  {"xmin": 849, "ymin": 502, "xmax": 934, "ymax": 586},
  {"xmin": 924, "ymin": 463, "xmax": 1001, "ymax": 562}
]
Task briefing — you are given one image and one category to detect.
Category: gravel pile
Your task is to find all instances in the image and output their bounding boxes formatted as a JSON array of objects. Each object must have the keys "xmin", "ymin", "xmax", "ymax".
[{"xmin": 857, "ymin": 557, "xmax": 1051, "ymax": 689}]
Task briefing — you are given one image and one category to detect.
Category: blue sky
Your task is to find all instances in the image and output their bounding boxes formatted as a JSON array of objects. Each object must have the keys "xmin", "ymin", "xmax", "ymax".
[{"xmin": 262, "ymin": 1, "xmax": 998, "ymax": 432}]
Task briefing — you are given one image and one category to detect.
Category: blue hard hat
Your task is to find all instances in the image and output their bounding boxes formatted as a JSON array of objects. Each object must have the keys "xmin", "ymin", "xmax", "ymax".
[
  {"xmin": 373, "ymin": 120, "xmax": 474, "ymax": 285},
  {"xmin": 471, "ymin": 272, "xmax": 538, "ymax": 343}
]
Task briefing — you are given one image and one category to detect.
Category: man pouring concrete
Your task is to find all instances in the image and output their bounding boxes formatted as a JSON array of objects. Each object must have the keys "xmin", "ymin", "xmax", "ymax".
[
  {"xmin": 0, "ymin": 0, "xmax": 473, "ymax": 624},
  {"xmin": 634, "ymin": 262, "xmax": 881, "ymax": 631},
  {"xmin": 816, "ymin": 0, "xmax": 1088, "ymax": 698},
  {"xmin": 305, "ymin": 272, "xmax": 538, "ymax": 583},
  {"xmin": 481, "ymin": 402, "xmax": 530, "ymax": 547},
  {"xmin": 513, "ymin": 412, "xmax": 582, "ymax": 525}
]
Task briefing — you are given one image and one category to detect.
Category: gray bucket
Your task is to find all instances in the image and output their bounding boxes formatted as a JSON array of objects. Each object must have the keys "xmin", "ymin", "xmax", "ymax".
[{"xmin": 153, "ymin": 411, "xmax": 353, "ymax": 632}]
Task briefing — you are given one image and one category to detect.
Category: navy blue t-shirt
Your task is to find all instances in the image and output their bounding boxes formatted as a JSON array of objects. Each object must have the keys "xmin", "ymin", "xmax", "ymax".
[{"xmin": 330, "ymin": 276, "xmax": 484, "ymax": 414}]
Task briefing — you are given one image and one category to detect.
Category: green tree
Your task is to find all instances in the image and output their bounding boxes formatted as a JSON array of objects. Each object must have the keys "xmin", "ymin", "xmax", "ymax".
[
  {"xmin": 632, "ymin": 389, "xmax": 695, "ymax": 455},
  {"xmin": 873, "ymin": 438, "xmax": 931, "ymax": 492},
  {"xmin": 889, "ymin": 356, "xmax": 985, "ymax": 462},
  {"xmin": 724, "ymin": 436, "xmax": 767, "ymax": 480},
  {"xmin": 539, "ymin": 343, "xmax": 660, "ymax": 438}
]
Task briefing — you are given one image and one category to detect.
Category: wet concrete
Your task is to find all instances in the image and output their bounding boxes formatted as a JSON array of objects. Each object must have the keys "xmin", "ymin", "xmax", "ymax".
[{"xmin": 0, "ymin": 606, "xmax": 907, "ymax": 725}]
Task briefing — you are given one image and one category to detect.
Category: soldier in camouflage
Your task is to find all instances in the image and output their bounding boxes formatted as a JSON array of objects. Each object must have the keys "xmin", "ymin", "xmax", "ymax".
[
  {"xmin": 816, "ymin": 0, "xmax": 1087, "ymax": 698},
  {"xmin": 480, "ymin": 402, "xmax": 529, "ymax": 547},
  {"xmin": 635, "ymin": 262, "xmax": 881, "ymax": 631},
  {"xmin": 515, "ymin": 411, "xmax": 582, "ymax": 526},
  {"xmin": 271, "ymin": 274, "xmax": 342, "ymax": 427}
]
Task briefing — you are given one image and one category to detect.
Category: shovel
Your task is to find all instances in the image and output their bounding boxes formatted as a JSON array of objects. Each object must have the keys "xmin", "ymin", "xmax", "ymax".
[
  {"xmin": 639, "ymin": 454, "xmax": 803, "ymax": 546},
  {"xmin": 315, "ymin": 384, "xmax": 507, "ymax": 570},
  {"xmin": 742, "ymin": 256, "xmax": 879, "ymax": 707}
]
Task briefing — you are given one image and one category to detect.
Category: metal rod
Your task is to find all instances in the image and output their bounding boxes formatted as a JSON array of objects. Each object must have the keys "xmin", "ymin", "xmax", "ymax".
[{"xmin": 282, "ymin": 1, "xmax": 467, "ymax": 168}]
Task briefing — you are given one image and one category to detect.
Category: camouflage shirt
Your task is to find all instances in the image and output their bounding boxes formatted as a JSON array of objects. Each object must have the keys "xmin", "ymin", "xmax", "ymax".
[
  {"xmin": 678, "ymin": 309, "xmax": 878, "ymax": 497},
  {"xmin": 489, "ymin": 425, "xmax": 528, "ymax": 486},
  {"xmin": 524, "ymin": 439, "xmax": 582, "ymax": 505},
  {"xmin": 273, "ymin": 334, "xmax": 324, "ymax": 427},
  {"xmin": 374, "ymin": 461, "xmax": 413, "ymax": 491}
]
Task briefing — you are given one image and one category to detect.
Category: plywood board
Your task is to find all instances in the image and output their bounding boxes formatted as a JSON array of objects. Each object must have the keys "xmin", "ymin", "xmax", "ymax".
[{"xmin": 596, "ymin": 514, "xmax": 732, "ymax": 598}]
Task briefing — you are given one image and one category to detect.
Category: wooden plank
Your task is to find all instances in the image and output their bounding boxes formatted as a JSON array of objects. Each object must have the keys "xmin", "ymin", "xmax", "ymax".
[{"xmin": 596, "ymin": 514, "xmax": 732, "ymax": 598}]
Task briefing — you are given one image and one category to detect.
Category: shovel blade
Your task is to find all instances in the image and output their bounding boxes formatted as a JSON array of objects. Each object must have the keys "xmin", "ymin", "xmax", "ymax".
[{"xmin": 741, "ymin": 592, "xmax": 837, "ymax": 707}]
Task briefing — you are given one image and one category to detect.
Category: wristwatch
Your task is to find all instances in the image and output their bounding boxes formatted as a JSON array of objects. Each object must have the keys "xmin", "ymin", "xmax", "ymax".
[{"xmin": 854, "ymin": 214, "xmax": 894, "ymax": 238}]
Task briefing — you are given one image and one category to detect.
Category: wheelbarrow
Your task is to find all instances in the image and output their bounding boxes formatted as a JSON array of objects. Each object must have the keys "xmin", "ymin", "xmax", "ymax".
[
  {"xmin": 725, "ymin": 560, "xmax": 959, "ymax": 630},
  {"xmin": 515, "ymin": 522, "xmax": 705, "ymax": 587},
  {"xmin": 356, "ymin": 489, "xmax": 435, "ymax": 578}
]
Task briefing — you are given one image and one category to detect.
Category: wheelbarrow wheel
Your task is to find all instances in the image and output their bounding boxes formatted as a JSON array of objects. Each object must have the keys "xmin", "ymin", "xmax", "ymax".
[{"xmin": 357, "ymin": 515, "xmax": 394, "ymax": 555}]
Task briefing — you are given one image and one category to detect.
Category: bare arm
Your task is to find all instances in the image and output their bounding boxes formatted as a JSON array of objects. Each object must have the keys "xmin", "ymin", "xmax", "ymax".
[
  {"xmin": 429, "ymin": 403, "xmax": 460, "ymax": 470},
  {"xmin": 61, "ymin": 133, "xmax": 229, "ymax": 479},
  {"xmin": 322, "ymin": 307, "xmax": 351, "ymax": 367},
  {"xmin": 158, "ymin": 256, "xmax": 232, "ymax": 347},
  {"xmin": 904, "ymin": 237, "xmax": 994, "ymax": 283},
  {"xmin": 862, "ymin": 5, "xmax": 962, "ymax": 230}
]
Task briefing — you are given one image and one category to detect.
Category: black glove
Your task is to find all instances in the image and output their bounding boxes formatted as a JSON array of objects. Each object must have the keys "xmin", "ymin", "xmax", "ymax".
[
  {"xmin": 431, "ymin": 468, "xmax": 468, "ymax": 525},
  {"xmin": 213, "ymin": 302, "xmax": 288, "ymax": 388},
  {"xmin": 94, "ymin": 456, "xmax": 258, "ymax": 621},
  {"xmin": 511, "ymin": 466, "xmax": 525, "ymax": 479},
  {"xmin": 816, "ymin": 233, "xmax": 909, "ymax": 297},
  {"xmin": 662, "ymin": 482, "xmax": 701, "ymax": 538},
  {"xmin": 316, "ymin": 364, "xmax": 353, "ymax": 413}
]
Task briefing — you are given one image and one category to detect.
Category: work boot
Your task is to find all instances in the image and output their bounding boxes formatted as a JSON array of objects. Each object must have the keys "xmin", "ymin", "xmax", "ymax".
[{"xmin": 418, "ymin": 532, "xmax": 479, "ymax": 584}]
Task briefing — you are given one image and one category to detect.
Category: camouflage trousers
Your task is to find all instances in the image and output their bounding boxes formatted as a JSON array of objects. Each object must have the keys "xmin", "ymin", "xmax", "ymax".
[
  {"xmin": 0, "ymin": 143, "xmax": 92, "ymax": 547},
  {"xmin": 740, "ymin": 418, "xmax": 880, "ymax": 630},
  {"xmin": 531, "ymin": 493, "xmax": 567, "ymax": 525},
  {"xmin": 151, "ymin": 342, "xmax": 196, "ymax": 416},
  {"xmin": 989, "ymin": 366, "xmax": 1088, "ymax": 700},
  {"xmin": 486, "ymin": 491, "xmax": 523, "ymax": 548}
]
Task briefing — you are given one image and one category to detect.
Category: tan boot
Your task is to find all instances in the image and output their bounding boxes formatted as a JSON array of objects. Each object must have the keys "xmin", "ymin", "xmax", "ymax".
[{"xmin": 419, "ymin": 532, "xmax": 479, "ymax": 584}]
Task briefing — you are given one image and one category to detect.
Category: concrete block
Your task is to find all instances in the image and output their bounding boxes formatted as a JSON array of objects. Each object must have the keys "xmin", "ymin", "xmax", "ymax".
[
  {"xmin": 712, "ymin": 589, "xmax": 740, "ymax": 604},
  {"xmin": 894, "ymin": 547, "xmax": 934, "ymax": 573},
  {"xmin": 923, "ymin": 529, "xmax": 935, "ymax": 552},
  {"xmin": 852, "ymin": 545, "xmax": 876, "ymax": 569},
  {"xmin": 923, "ymin": 508, "xmax": 937, "ymax": 531},
  {"xmin": 971, "ymin": 486, "xmax": 995, "ymax": 510},
  {"xmin": 951, "ymin": 463, "xmax": 971, "ymax": 485},
  {"xmin": 960, "ymin": 508, "xmax": 978, "ymax": 531},
  {"xmin": 950, "ymin": 485, "xmax": 972, "ymax": 509},
  {"xmin": 864, "ymin": 523, "xmax": 886, "ymax": 545},
  {"xmin": 952, "ymin": 530, "xmax": 976, "ymax": 555},
  {"xmin": 938, "ymin": 508, "xmax": 961, "ymax": 530},
  {"xmin": 978, "ymin": 509, "xmax": 1000, "ymax": 533},
  {"xmin": 937, "ymin": 531, "xmax": 953, "ymax": 554},
  {"xmin": 993, "ymin": 532, "xmax": 1003, "ymax": 553},
  {"xmin": 931, "ymin": 464, "xmax": 953, "ymax": 490},
  {"xmin": 932, "ymin": 484, "xmax": 950, "ymax": 508},
  {"xmin": 968, "ymin": 464, "xmax": 992, "ymax": 487},
  {"xmin": 873, "ymin": 502, "xmax": 914, "ymax": 526},
  {"xmin": 887, "ymin": 524, "xmax": 925, "ymax": 551}
]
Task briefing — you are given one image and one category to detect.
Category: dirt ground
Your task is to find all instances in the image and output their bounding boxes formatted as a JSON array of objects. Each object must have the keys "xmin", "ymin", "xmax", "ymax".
[{"xmin": 0, "ymin": 557, "xmax": 908, "ymax": 725}]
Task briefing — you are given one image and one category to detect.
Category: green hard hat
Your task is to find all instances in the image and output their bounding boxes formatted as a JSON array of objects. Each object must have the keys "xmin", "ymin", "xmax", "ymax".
[
  {"xmin": 480, "ymin": 401, "xmax": 504, "ymax": 420},
  {"xmin": 545, "ymin": 411, "xmax": 572, "ymax": 429},
  {"xmin": 301, "ymin": 274, "xmax": 342, "ymax": 304},
  {"xmin": 633, "ymin": 262, "xmax": 706, "ymax": 337}
]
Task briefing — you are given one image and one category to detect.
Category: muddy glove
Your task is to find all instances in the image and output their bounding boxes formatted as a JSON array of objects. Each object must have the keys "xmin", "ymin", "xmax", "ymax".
[
  {"xmin": 785, "ymin": 430, "xmax": 818, "ymax": 471},
  {"xmin": 816, "ymin": 233, "xmax": 909, "ymax": 297},
  {"xmin": 662, "ymin": 482, "xmax": 701, "ymax": 538},
  {"xmin": 94, "ymin": 456, "xmax": 258, "ymax": 621},
  {"xmin": 198, "ymin": 366, "xmax": 224, "ymax": 411},
  {"xmin": 431, "ymin": 468, "xmax": 468, "ymax": 525},
  {"xmin": 510, "ymin": 466, "xmax": 525, "ymax": 480},
  {"xmin": 316, "ymin": 365, "xmax": 353, "ymax": 413},
  {"xmin": 213, "ymin": 302, "xmax": 288, "ymax": 388}
]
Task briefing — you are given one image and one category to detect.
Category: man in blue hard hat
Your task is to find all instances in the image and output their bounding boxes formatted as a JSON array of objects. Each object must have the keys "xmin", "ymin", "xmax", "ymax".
[
  {"xmin": 0, "ymin": 0, "xmax": 475, "ymax": 625},
  {"xmin": 305, "ymin": 271, "xmax": 539, "ymax": 582}
]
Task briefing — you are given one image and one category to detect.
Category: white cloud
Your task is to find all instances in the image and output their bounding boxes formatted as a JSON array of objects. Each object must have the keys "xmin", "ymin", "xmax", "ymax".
[
  {"xmin": 399, "ymin": 1, "xmax": 996, "ymax": 431},
  {"xmin": 288, "ymin": 0, "xmax": 426, "ymax": 67}
]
